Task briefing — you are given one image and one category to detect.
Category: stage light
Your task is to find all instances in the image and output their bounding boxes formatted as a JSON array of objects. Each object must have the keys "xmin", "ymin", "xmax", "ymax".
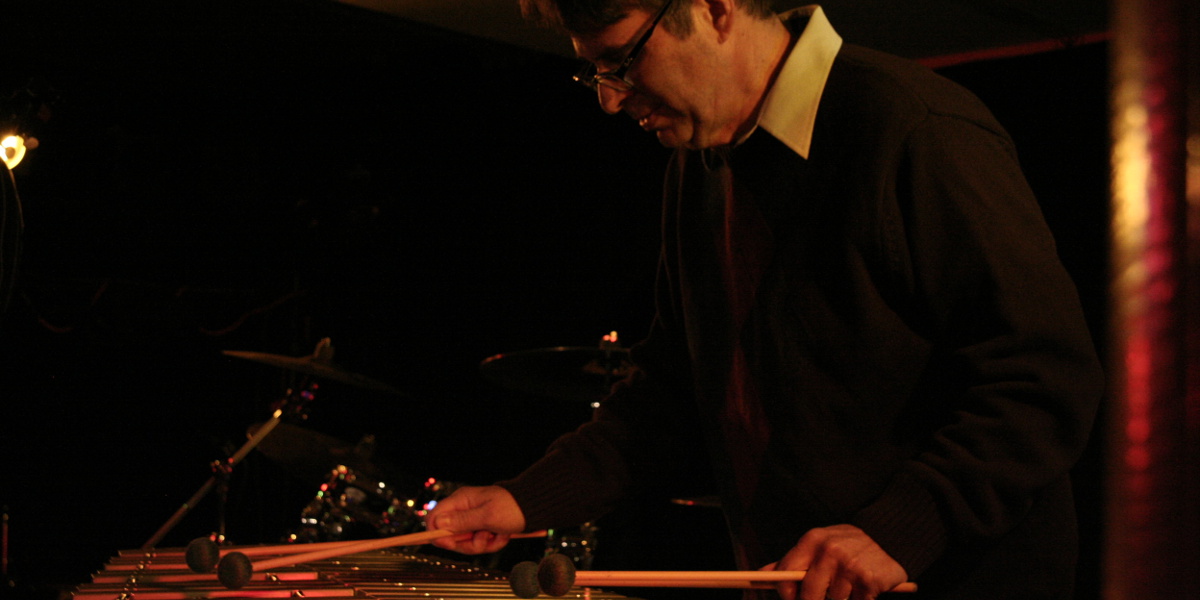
[{"xmin": 1, "ymin": 134, "xmax": 27, "ymax": 170}]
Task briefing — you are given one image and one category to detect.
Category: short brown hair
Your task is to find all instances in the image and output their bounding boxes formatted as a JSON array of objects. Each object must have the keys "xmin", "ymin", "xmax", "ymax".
[{"xmin": 519, "ymin": 0, "xmax": 773, "ymax": 36}]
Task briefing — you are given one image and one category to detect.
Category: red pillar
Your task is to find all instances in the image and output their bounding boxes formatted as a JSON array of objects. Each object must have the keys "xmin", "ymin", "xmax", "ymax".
[{"xmin": 1105, "ymin": 0, "xmax": 1200, "ymax": 598}]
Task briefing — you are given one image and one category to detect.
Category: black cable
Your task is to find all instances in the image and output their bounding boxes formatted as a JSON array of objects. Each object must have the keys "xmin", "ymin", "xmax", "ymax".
[{"xmin": 0, "ymin": 164, "xmax": 24, "ymax": 325}]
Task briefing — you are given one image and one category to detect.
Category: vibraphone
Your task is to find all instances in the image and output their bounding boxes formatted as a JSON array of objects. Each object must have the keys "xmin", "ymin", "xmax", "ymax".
[{"xmin": 75, "ymin": 547, "xmax": 631, "ymax": 600}]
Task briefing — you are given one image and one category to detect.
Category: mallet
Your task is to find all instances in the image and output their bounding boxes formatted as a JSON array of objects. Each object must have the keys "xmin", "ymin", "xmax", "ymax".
[
  {"xmin": 215, "ymin": 529, "xmax": 454, "ymax": 588},
  {"xmin": 188, "ymin": 533, "xmax": 494, "ymax": 573},
  {"xmin": 184, "ymin": 534, "xmax": 447, "ymax": 573},
  {"xmin": 198, "ymin": 529, "xmax": 546, "ymax": 588},
  {"xmin": 511, "ymin": 553, "xmax": 919, "ymax": 598}
]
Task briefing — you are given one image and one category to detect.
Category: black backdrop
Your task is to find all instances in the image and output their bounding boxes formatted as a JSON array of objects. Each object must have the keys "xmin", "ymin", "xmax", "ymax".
[{"xmin": 1, "ymin": 0, "xmax": 1109, "ymax": 598}]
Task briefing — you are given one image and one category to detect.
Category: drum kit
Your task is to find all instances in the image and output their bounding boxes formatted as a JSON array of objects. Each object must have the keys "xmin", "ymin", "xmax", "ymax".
[
  {"xmin": 142, "ymin": 334, "xmax": 635, "ymax": 561},
  {"xmin": 109, "ymin": 334, "xmax": 924, "ymax": 600}
]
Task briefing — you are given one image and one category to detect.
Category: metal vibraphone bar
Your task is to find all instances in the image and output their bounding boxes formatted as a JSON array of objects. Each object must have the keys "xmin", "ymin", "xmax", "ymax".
[{"xmin": 74, "ymin": 547, "xmax": 630, "ymax": 600}]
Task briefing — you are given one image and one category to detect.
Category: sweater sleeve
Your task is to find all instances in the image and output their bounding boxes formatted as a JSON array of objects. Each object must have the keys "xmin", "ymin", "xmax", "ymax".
[{"xmin": 850, "ymin": 112, "xmax": 1104, "ymax": 577}]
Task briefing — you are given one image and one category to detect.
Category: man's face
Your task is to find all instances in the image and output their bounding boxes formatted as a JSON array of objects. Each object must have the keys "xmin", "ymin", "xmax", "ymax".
[{"xmin": 571, "ymin": 4, "xmax": 733, "ymax": 149}]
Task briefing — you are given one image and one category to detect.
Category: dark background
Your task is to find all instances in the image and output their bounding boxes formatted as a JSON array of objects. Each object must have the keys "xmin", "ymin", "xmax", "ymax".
[{"xmin": 1, "ymin": 0, "xmax": 1110, "ymax": 598}]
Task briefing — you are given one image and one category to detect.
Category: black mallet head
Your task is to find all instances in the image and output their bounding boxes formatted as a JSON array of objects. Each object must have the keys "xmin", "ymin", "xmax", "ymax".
[
  {"xmin": 537, "ymin": 553, "xmax": 577, "ymax": 597},
  {"xmin": 216, "ymin": 551, "xmax": 254, "ymax": 589},
  {"xmin": 509, "ymin": 561, "xmax": 542, "ymax": 598},
  {"xmin": 184, "ymin": 537, "xmax": 220, "ymax": 573}
]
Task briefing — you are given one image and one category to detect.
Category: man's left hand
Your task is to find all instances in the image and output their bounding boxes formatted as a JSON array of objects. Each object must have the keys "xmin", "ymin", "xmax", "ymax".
[{"xmin": 761, "ymin": 524, "xmax": 908, "ymax": 600}]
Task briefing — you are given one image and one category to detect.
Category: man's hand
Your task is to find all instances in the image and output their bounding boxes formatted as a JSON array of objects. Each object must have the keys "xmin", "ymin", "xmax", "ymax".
[
  {"xmin": 423, "ymin": 485, "xmax": 527, "ymax": 555},
  {"xmin": 761, "ymin": 524, "xmax": 908, "ymax": 600}
]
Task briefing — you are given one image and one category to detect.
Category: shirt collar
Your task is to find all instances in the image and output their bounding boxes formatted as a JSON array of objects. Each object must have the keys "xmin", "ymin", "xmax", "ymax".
[{"xmin": 752, "ymin": 5, "xmax": 842, "ymax": 159}]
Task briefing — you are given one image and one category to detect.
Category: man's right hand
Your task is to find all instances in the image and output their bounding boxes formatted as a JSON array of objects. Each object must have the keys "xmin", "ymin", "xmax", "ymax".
[{"xmin": 423, "ymin": 485, "xmax": 527, "ymax": 555}]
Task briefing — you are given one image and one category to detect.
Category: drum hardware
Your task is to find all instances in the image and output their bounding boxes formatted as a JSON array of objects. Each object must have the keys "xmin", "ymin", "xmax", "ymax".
[
  {"xmin": 223, "ymin": 337, "xmax": 403, "ymax": 395},
  {"xmin": 669, "ymin": 495, "xmax": 722, "ymax": 508},
  {"xmin": 140, "ymin": 394, "xmax": 300, "ymax": 550},
  {"xmin": 544, "ymin": 522, "xmax": 598, "ymax": 571},
  {"xmin": 479, "ymin": 332, "xmax": 632, "ymax": 408},
  {"xmin": 251, "ymin": 423, "xmax": 391, "ymax": 484},
  {"xmin": 479, "ymin": 333, "xmax": 630, "ymax": 572},
  {"xmin": 288, "ymin": 470, "xmax": 461, "ymax": 544},
  {"xmin": 144, "ymin": 338, "xmax": 401, "ymax": 550},
  {"xmin": 479, "ymin": 343, "xmax": 631, "ymax": 405}
]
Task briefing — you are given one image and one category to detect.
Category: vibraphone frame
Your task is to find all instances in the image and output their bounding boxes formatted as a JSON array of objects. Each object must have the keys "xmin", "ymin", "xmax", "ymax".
[{"xmin": 76, "ymin": 547, "xmax": 628, "ymax": 600}]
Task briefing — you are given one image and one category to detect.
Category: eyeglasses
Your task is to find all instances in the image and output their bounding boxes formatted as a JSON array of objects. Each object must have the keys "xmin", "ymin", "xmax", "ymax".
[{"xmin": 572, "ymin": 0, "xmax": 675, "ymax": 92}]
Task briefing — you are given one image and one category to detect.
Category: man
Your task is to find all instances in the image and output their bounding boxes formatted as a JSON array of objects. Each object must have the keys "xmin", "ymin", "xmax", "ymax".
[{"xmin": 426, "ymin": 1, "xmax": 1104, "ymax": 599}]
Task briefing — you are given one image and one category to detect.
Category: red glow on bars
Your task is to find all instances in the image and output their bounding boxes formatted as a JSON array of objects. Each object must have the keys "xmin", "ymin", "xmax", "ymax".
[{"xmin": 919, "ymin": 31, "xmax": 1111, "ymax": 70}]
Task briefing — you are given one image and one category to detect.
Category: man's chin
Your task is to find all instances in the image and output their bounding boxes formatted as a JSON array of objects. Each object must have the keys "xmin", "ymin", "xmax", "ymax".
[
  {"xmin": 652, "ymin": 127, "xmax": 688, "ymax": 149},
  {"xmin": 653, "ymin": 127, "xmax": 721, "ymax": 150}
]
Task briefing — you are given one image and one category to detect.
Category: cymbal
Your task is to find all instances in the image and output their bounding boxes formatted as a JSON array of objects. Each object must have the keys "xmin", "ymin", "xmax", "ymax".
[
  {"xmin": 224, "ymin": 339, "xmax": 401, "ymax": 394},
  {"xmin": 249, "ymin": 422, "xmax": 392, "ymax": 483},
  {"xmin": 479, "ymin": 346, "xmax": 634, "ymax": 404}
]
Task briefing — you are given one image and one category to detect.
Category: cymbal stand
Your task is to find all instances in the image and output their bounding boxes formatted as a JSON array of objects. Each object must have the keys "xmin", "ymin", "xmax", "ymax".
[
  {"xmin": 547, "ymin": 332, "xmax": 618, "ymax": 569},
  {"xmin": 140, "ymin": 385, "xmax": 317, "ymax": 550}
]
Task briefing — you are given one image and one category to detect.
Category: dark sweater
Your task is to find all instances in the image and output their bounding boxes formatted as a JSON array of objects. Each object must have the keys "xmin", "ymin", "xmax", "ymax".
[{"xmin": 502, "ymin": 44, "xmax": 1103, "ymax": 599}]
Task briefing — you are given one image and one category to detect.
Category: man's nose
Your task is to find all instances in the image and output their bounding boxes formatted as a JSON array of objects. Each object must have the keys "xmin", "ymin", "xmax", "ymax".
[{"xmin": 596, "ymin": 85, "xmax": 630, "ymax": 115}]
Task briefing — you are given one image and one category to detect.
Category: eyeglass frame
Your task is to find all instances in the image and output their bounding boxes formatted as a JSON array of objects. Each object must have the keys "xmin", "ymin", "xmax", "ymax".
[{"xmin": 572, "ymin": 0, "xmax": 676, "ymax": 92}]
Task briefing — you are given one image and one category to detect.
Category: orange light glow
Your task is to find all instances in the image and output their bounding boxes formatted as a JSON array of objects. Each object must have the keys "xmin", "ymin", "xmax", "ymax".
[{"xmin": 1, "ymin": 135, "xmax": 27, "ymax": 170}]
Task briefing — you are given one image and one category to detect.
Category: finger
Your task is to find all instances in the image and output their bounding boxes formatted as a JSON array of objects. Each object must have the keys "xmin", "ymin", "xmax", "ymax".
[
  {"xmin": 430, "ymin": 506, "xmax": 495, "ymax": 535},
  {"xmin": 429, "ymin": 531, "xmax": 476, "ymax": 551},
  {"xmin": 466, "ymin": 531, "xmax": 495, "ymax": 553},
  {"xmin": 451, "ymin": 531, "xmax": 511, "ymax": 555},
  {"xmin": 776, "ymin": 580, "xmax": 799, "ymax": 600},
  {"xmin": 758, "ymin": 561, "xmax": 797, "ymax": 600},
  {"xmin": 431, "ymin": 532, "xmax": 499, "ymax": 555},
  {"xmin": 475, "ymin": 531, "xmax": 512, "ymax": 554},
  {"xmin": 824, "ymin": 574, "xmax": 852, "ymax": 600},
  {"xmin": 423, "ymin": 496, "xmax": 464, "ymax": 531},
  {"xmin": 798, "ymin": 554, "xmax": 837, "ymax": 600}
]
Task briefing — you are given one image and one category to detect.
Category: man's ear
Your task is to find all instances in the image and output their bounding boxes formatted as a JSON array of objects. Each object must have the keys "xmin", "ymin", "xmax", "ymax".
[{"xmin": 700, "ymin": 0, "xmax": 736, "ymax": 41}]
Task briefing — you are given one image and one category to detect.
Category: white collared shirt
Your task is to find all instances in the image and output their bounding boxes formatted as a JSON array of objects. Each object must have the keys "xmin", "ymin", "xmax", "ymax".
[{"xmin": 744, "ymin": 5, "xmax": 842, "ymax": 158}]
